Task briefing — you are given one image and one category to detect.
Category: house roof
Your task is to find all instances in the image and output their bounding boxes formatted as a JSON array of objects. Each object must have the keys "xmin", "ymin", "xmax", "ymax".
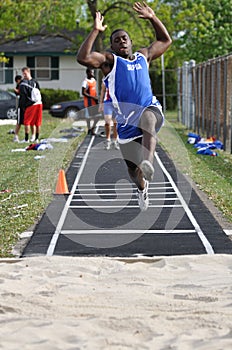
[{"xmin": 0, "ymin": 30, "xmax": 83, "ymax": 56}]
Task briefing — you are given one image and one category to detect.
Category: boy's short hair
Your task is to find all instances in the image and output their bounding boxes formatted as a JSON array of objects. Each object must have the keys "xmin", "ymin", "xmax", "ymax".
[
  {"xmin": 110, "ymin": 29, "xmax": 129, "ymax": 43},
  {"xmin": 86, "ymin": 68, "xmax": 93, "ymax": 74},
  {"xmin": 15, "ymin": 75, "xmax": 22, "ymax": 82},
  {"xmin": 22, "ymin": 66, "xmax": 31, "ymax": 72}
]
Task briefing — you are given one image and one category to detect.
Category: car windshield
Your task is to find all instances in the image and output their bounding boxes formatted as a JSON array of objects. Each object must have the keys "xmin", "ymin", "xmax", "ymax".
[{"xmin": 0, "ymin": 90, "xmax": 16, "ymax": 100}]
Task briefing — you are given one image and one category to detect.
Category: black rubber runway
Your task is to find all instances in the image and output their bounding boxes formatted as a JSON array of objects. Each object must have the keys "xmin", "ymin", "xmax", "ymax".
[{"xmin": 22, "ymin": 129, "xmax": 232, "ymax": 257}]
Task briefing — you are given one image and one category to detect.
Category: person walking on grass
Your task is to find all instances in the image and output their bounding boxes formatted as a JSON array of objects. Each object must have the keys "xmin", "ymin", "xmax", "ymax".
[
  {"xmin": 19, "ymin": 67, "xmax": 42, "ymax": 143},
  {"xmin": 13, "ymin": 75, "xmax": 22, "ymax": 142},
  {"xmin": 77, "ymin": 1, "xmax": 172, "ymax": 211}
]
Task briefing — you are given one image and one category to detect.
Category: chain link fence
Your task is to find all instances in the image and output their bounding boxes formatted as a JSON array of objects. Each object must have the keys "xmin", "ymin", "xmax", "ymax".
[{"xmin": 178, "ymin": 53, "xmax": 232, "ymax": 153}]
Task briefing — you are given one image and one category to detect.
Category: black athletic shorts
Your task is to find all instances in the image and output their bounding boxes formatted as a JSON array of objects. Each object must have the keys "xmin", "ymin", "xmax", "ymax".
[{"xmin": 17, "ymin": 108, "xmax": 24, "ymax": 125}]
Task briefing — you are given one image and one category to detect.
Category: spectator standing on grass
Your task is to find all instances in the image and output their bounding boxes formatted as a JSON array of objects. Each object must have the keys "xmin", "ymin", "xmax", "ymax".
[
  {"xmin": 77, "ymin": 1, "xmax": 172, "ymax": 211},
  {"xmin": 13, "ymin": 75, "xmax": 22, "ymax": 142},
  {"xmin": 98, "ymin": 81, "xmax": 119, "ymax": 150},
  {"xmin": 19, "ymin": 67, "xmax": 42, "ymax": 143},
  {"xmin": 81, "ymin": 68, "xmax": 101, "ymax": 135}
]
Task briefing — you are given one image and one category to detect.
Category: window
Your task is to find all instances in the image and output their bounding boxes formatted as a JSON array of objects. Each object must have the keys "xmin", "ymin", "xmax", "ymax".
[
  {"xmin": 27, "ymin": 56, "xmax": 59, "ymax": 81},
  {"xmin": 0, "ymin": 57, "xmax": 13, "ymax": 83},
  {"xmin": 36, "ymin": 56, "xmax": 50, "ymax": 79}
]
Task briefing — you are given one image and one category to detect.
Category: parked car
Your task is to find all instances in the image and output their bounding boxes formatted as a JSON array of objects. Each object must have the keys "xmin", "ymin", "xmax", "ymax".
[
  {"xmin": 49, "ymin": 99, "xmax": 85, "ymax": 118},
  {"xmin": 0, "ymin": 89, "xmax": 17, "ymax": 119}
]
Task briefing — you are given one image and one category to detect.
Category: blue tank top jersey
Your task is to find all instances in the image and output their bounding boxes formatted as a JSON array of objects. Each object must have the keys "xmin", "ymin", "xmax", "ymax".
[{"xmin": 104, "ymin": 52, "xmax": 161, "ymax": 141}]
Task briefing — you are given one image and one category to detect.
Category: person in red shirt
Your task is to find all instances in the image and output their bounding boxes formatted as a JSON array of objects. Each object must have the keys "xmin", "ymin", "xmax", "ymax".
[{"xmin": 82, "ymin": 68, "xmax": 100, "ymax": 135}]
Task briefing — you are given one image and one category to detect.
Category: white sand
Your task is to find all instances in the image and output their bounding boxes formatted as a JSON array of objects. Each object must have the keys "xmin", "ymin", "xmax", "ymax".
[
  {"xmin": 0, "ymin": 255, "xmax": 232, "ymax": 349},
  {"xmin": 1, "ymin": 117, "xmax": 232, "ymax": 347}
]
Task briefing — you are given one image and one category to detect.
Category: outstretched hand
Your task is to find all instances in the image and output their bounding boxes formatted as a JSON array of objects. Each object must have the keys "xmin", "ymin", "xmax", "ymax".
[
  {"xmin": 133, "ymin": 1, "xmax": 155, "ymax": 19},
  {"xmin": 94, "ymin": 11, "xmax": 107, "ymax": 32}
]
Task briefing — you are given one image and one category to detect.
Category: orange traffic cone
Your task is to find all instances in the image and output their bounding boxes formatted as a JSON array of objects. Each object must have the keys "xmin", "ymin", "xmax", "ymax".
[{"xmin": 55, "ymin": 169, "xmax": 69, "ymax": 194}]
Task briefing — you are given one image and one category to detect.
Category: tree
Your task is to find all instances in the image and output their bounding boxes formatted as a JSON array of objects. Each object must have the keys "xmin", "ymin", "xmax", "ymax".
[
  {"xmin": 1, "ymin": 0, "xmax": 228, "ymax": 110},
  {"xmin": 1, "ymin": 0, "xmax": 230, "ymax": 64},
  {"xmin": 163, "ymin": 0, "xmax": 232, "ymax": 63},
  {"xmin": 0, "ymin": 0, "xmax": 78, "ymax": 45},
  {"xmin": 197, "ymin": 0, "xmax": 232, "ymax": 60},
  {"xmin": 75, "ymin": 0, "xmax": 174, "ymax": 94},
  {"xmin": 76, "ymin": 1, "xmax": 173, "ymax": 66}
]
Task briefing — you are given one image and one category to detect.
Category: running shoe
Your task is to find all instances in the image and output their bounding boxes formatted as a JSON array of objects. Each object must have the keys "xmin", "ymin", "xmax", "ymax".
[
  {"xmin": 105, "ymin": 139, "xmax": 111, "ymax": 150},
  {"xmin": 137, "ymin": 180, "xmax": 149, "ymax": 211},
  {"xmin": 30, "ymin": 135, "xmax": 36, "ymax": 142},
  {"xmin": 13, "ymin": 135, "xmax": 19, "ymax": 142},
  {"xmin": 140, "ymin": 160, "xmax": 154, "ymax": 181},
  {"xmin": 112, "ymin": 140, "xmax": 120, "ymax": 150}
]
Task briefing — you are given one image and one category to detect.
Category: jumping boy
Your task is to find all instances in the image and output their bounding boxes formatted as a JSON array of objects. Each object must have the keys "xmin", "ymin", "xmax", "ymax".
[{"xmin": 77, "ymin": 1, "xmax": 172, "ymax": 211}]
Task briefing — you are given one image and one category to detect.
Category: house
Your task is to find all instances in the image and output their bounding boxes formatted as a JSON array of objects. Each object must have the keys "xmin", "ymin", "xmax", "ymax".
[{"xmin": 0, "ymin": 30, "xmax": 87, "ymax": 94}]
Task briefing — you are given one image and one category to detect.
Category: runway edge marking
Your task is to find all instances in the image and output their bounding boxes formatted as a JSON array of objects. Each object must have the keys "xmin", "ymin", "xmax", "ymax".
[
  {"xmin": 46, "ymin": 135, "xmax": 96, "ymax": 256},
  {"xmin": 155, "ymin": 152, "xmax": 214, "ymax": 255}
]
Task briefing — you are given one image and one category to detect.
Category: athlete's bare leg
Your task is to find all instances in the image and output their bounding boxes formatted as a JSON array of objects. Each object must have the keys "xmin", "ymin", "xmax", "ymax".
[
  {"xmin": 138, "ymin": 110, "xmax": 157, "ymax": 181},
  {"xmin": 140, "ymin": 110, "xmax": 157, "ymax": 164},
  {"xmin": 128, "ymin": 166, "xmax": 145, "ymax": 191}
]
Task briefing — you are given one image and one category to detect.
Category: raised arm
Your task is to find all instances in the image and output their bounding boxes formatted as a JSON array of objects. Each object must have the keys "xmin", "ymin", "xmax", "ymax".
[
  {"xmin": 133, "ymin": 1, "xmax": 172, "ymax": 63},
  {"xmin": 98, "ymin": 82, "xmax": 106, "ymax": 112},
  {"xmin": 77, "ymin": 12, "xmax": 108, "ymax": 68}
]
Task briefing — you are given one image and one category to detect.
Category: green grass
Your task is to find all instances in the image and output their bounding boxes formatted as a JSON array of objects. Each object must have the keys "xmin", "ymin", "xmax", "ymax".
[
  {"xmin": 0, "ymin": 111, "xmax": 86, "ymax": 257},
  {"xmin": 0, "ymin": 110, "xmax": 231, "ymax": 257},
  {"xmin": 159, "ymin": 111, "xmax": 232, "ymax": 222}
]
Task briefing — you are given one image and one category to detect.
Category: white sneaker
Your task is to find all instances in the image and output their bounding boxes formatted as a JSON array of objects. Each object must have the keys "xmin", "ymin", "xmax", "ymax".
[
  {"xmin": 112, "ymin": 140, "xmax": 120, "ymax": 150},
  {"xmin": 137, "ymin": 180, "xmax": 149, "ymax": 211},
  {"xmin": 140, "ymin": 160, "xmax": 154, "ymax": 181},
  {"xmin": 30, "ymin": 135, "xmax": 36, "ymax": 142},
  {"xmin": 19, "ymin": 139, "xmax": 29, "ymax": 143},
  {"xmin": 105, "ymin": 139, "xmax": 111, "ymax": 150},
  {"xmin": 13, "ymin": 135, "xmax": 19, "ymax": 142}
]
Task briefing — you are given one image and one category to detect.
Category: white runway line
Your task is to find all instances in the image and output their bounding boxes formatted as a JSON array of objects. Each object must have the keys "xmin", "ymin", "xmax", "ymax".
[
  {"xmin": 61, "ymin": 229, "xmax": 196, "ymax": 235},
  {"xmin": 46, "ymin": 133, "xmax": 215, "ymax": 256},
  {"xmin": 46, "ymin": 133, "xmax": 96, "ymax": 256},
  {"xmin": 70, "ymin": 197, "xmax": 179, "ymax": 202},
  {"xmin": 73, "ymin": 191, "xmax": 176, "ymax": 196},
  {"xmin": 69, "ymin": 204, "xmax": 183, "ymax": 209},
  {"xmin": 76, "ymin": 181, "xmax": 171, "ymax": 186},
  {"xmin": 75, "ymin": 186, "xmax": 174, "ymax": 192},
  {"xmin": 155, "ymin": 152, "xmax": 214, "ymax": 255}
]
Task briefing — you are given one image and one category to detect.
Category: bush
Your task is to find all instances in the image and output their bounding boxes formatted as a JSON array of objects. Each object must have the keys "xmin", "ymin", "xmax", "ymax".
[{"xmin": 40, "ymin": 88, "xmax": 81, "ymax": 109}]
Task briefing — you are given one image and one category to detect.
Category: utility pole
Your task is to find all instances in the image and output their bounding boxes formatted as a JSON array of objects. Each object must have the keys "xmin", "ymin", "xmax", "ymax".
[{"xmin": 161, "ymin": 54, "xmax": 166, "ymax": 113}]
